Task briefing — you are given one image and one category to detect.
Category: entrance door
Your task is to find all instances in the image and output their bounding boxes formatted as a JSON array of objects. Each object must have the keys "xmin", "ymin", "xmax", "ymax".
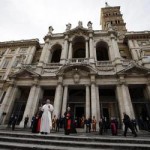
[
  {"xmin": 75, "ymin": 106, "xmax": 84, "ymax": 128},
  {"xmin": 12, "ymin": 101, "xmax": 26, "ymax": 125},
  {"xmin": 103, "ymin": 108, "xmax": 109, "ymax": 120}
]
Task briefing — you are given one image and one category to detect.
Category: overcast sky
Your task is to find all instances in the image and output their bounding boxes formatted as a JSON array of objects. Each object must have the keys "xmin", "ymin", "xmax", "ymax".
[{"xmin": 0, "ymin": 0, "xmax": 149, "ymax": 43}]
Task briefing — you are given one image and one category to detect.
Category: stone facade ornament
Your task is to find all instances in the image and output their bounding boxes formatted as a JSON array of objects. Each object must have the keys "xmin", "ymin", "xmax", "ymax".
[
  {"xmin": 66, "ymin": 23, "xmax": 71, "ymax": 31},
  {"xmin": 73, "ymin": 71, "xmax": 80, "ymax": 83},
  {"xmin": 78, "ymin": 21, "xmax": 83, "ymax": 28},
  {"xmin": 87, "ymin": 21, "xmax": 93, "ymax": 30},
  {"xmin": 48, "ymin": 26, "xmax": 54, "ymax": 35}
]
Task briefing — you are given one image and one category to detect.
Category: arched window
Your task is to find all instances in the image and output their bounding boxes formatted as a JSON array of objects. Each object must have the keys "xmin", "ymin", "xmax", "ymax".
[
  {"xmin": 96, "ymin": 41, "xmax": 109, "ymax": 61},
  {"xmin": 51, "ymin": 44, "xmax": 62, "ymax": 63},
  {"xmin": 72, "ymin": 36, "xmax": 85, "ymax": 58}
]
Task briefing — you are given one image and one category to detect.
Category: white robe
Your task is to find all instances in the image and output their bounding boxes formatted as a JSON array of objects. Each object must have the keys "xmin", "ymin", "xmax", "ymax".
[{"xmin": 40, "ymin": 104, "xmax": 53, "ymax": 133}]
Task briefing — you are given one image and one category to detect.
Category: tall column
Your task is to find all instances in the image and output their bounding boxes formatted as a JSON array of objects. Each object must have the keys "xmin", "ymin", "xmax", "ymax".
[
  {"xmin": 20, "ymin": 84, "xmax": 37, "ymax": 127},
  {"xmin": 89, "ymin": 33, "xmax": 94, "ymax": 59},
  {"xmin": 90, "ymin": 75, "xmax": 97, "ymax": 120},
  {"xmin": 85, "ymin": 85, "xmax": 90, "ymax": 119},
  {"xmin": 53, "ymin": 76, "xmax": 63, "ymax": 118},
  {"xmin": 60, "ymin": 35, "xmax": 69, "ymax": 64},
  {"xmin": 68, "ymin": 40, "xmax": 72, "ymax": 59},
  {"xmin": 116, "ymin": 83, "xmax": 135, "ymax": 120},
  {"xmin": 30, "ymin": 86, "xmax": 43, "ymax": 121},
  {"xmin": 38, "ymin": 38, "xmax": 50, "ymax": 66},
  {"xmin": 61, "ymin": 86, "xmax": 68, "ymax": 117},
  {"xmin": 25, "ymin": 46, "xmax": 36, "ymax": 64},
  {"xmin": 0, "ymin": 85, "xmax": 14, "ymax": 124},
  {"xmin": 3, "ymin": 86, "xmax": 18, "ymax": 124},
  {"xmin": 96, "ymin": 86, "xmax": 100, "ymax": 121},
  {"xmin": 85, "ymin": 38, "xmax": 89, "ymax": 58}
]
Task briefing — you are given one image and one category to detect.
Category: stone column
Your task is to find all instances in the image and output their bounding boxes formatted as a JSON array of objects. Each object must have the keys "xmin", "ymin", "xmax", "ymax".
[
  {"xmin": 85, "ymin": 85, "xmax": 90, "ymax": 119},
  {"xmin": 116, "ymin": 84, "xmax": 135, "ymax": 120},
  {"xmin": 25, "ymin": 46, "xmax": 36, "ymax": 64},
  {"xmin": 85, "ymin": 38, "xmax": 89, "ymax": 58},
  {"xmin": 68, "ymin": 40, "xmax": 72, "ymax": 59},
  {"xmin": 53, "ymin": 76, "xmax": 64, "ymax": 118},
  {"xmin": 96, "ymin": 86, "xmax": 100, "ymax": 121},
  {"xmin": 19, "ymin": 84, "xmax": 37, "ymax": 127},
  {"xmin": 111, "ymin": 34, "xmax": 121, "ymax": 60},
  {"xmin": 61, "ymin": 86, "xmax": 68, "ymax": 117},
  {"xmin": 90, "ymin": 75, "xmax": 97, "ymax": 120},
  {"xmin": 3, "ymin": 86, "xmax": 18, "ymax": 124},
  {"xmin": 60, "ymin": 35, "xmax": 69, "ymax": 64},
  {"xmin": 0, "ymin": 85, "xmax": 14, "ymax": 124},
  {"xmin": 128, "ymin": 40, "xmax": 138, "ymax": 60},
  {"xmin": 30, "ymin": 86, "xmax": 43, "ymax": 121},
  {"xmin": 38, "ymin": 38, "xmax": 50, "ymax": 66},
  {"xmin": 89, "ymin": 33, "xmax": 94, "ymax": 59}
]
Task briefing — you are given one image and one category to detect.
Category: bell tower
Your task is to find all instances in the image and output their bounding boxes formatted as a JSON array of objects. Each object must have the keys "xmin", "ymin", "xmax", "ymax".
[{"xmin": 100, "ymin": 2, "xmax": 127, "ymax": 38}]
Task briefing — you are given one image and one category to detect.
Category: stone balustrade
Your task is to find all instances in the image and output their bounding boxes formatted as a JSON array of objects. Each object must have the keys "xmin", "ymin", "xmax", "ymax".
[
  {"xmin": 96, "ymin": 61, "xmax": 113, "ymax": 66},
  {"xmin": 67, "ymin": 58, "xmax": 89, "ymax": 64}
]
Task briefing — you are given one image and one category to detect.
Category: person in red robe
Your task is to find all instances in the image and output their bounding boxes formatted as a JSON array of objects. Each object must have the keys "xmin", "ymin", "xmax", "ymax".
[{"xmin": 64, "ymin": 107, "xmax": 73, "ymax": 135}]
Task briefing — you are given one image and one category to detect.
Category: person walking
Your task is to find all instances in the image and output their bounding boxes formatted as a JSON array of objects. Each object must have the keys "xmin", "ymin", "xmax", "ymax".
[
  {"xmin": 123, "ymin": 112, "xmax": 137, "ymax": 137},
  {"xmin": 40, "ymin": 99, "xmax": 54, "ymax": 134},
  {"xmin": 24, "ymin": 115, "xmax": 29, "ymax": 128}
]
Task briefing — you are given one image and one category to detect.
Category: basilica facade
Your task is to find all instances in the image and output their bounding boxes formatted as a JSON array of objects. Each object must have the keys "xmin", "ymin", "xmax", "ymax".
[{"xmin": 0, "ymin": 4, "xmax": 150, "ymax": 128}]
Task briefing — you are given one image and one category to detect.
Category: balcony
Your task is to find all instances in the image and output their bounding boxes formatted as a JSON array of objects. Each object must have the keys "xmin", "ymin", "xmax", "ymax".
[
  {"xmin": 67, "ymin": 58, "xmax": 89, "ymax": 64},
  {"xmin": 96, "ymin": 61, "xmax": 113, "ymax": 66}
]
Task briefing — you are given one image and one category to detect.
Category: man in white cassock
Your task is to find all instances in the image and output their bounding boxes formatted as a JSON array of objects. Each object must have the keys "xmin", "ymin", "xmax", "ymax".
[{"xmin": 40, "ymin": 99, "xmax": 53, "ymax": 134}]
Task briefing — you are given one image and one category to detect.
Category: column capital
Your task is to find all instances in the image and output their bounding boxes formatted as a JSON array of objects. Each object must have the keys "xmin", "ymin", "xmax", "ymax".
[
  {"xmin": 85, "ymin": 37, "xmax": 89, "ymax": 41},
  {"xmin": 32, "ymin": 78, "xmax": 39, "ymax": 86},
  {"xmin": 69, "ymin": 39, "xmax": 72, "ymax": 42},
  {"xmin": 89, "ymin": 33, "xmax": 93, "ymax": 38},
  {"xmin": 64, "ymin": 35, "xmax": 69, "ymax": 40},
  {"xmin": 57, "ymin": 76, "xmax": 63, "ymax": 85}
]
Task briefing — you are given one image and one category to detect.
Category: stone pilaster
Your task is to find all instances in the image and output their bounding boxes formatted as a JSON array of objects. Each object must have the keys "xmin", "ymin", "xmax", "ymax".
[
  {"xmin": 60, "ymin": 35, "xmax": 69, "ymax": 64},
  {"xmin": 89, "ymin": 33, "xmax": 94, "ymax": 63},
  {"xmin": 85, "ymin": 85, "xmax": 90, "ymax": 119},
  {"xmin": 128, "ymin": 40, "xmax": 139, "ymax": 60},
  {"xmin": 68, "ymin": 40, "xmax": 72, "ymax": 59},
  {"xmin": 25, "ymin": 46, "xmax": 36, "ymax": 64},
  {"xmin": 38, "ymin": 38, "xmax": 50, "ymax": 66},
  {"xmin": 85, "ymin": 38, "xmax": 89, "ymax": 58},
  {"xmin": 53, "ymin": 76, "xmax": 64, "ymax": 118},
  {"xmin": 61, "ymin": 85, "xmax": 68, "ymax": 117}
]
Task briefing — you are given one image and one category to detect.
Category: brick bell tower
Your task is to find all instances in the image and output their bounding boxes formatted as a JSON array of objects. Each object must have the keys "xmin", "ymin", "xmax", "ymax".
[{"xmin": 100, "ymin": 2, "xmax": 127, "ymax": 39}]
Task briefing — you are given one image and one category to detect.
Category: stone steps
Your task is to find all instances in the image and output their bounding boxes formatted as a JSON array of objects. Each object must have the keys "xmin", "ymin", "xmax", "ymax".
[{"xmin": 0, "ymin": 131, "xmax": 150, "ymax": 150}]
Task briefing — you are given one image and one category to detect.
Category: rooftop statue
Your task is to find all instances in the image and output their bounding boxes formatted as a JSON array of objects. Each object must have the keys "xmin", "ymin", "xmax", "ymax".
[
  {"xmin": 48, "ymin": 26, "xmax": 54, "ymax": 35},
  {"xmin": 78, "ymin": 21, "xmax": 83, "ymax": 28},
  {"xmin": 66, "ymin": 23, "xmax": 72, "ymax": 31},
  {"xmin": 87, "ymin": 21, "xmax": 93, "ymax": 30}
]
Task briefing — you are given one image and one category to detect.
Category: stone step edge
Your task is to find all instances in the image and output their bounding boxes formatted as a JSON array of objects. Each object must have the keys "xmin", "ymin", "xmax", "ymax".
[
  {"xmin": 0, "ymin": 136, "xmax": 150, "ymax": 149},
  {"xmin": 0, "ymin": 131, "xmax": 149, "ymax": 143}
]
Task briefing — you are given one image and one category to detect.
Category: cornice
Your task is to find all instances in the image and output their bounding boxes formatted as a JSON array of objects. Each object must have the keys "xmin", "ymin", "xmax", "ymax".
[{"xmin": 0, "ymin": 39, "xmax": 40, "ymax": 48}]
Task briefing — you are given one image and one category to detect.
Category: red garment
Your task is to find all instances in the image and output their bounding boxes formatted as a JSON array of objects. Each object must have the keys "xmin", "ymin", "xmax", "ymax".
[
  {"xmin": 66, "ymin": 113, "xmax": 71, "ymax": 130},
  {"xmin": 36, "ymin": 118, "xmax": 41, "ymax": 132}
]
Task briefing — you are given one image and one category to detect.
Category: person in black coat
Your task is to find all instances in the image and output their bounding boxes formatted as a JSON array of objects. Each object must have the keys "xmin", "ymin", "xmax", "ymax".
[{"xmin": 123, "ymin": 112, "xmax": 137, "ymax": 137}]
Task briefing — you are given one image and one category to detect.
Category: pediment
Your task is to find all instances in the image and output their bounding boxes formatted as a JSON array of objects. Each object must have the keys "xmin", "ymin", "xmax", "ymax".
[
  {"xmin": 9, "ymin": 68, "xmax": 40, "ymax": 79},
  {"xmin": 117, "ymin": 63, "xmax": 150, "ymax": 75},
  {"xmin": 56, "ymin": 64, "xmax": 97, "ymax": 76}
]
